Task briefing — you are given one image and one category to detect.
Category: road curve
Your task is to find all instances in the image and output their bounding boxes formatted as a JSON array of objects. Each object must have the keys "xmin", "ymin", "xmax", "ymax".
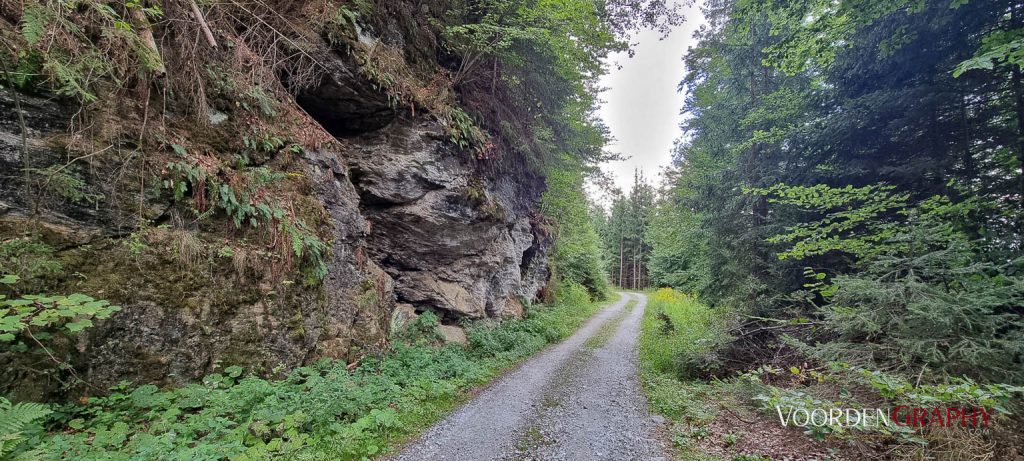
[{"xmin": 391, "ymin": 292, "xmax": 667, "ymax": 461}]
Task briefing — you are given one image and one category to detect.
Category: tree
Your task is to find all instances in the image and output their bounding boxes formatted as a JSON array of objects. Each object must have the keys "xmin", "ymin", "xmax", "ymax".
[
  {"xmin": 541, "ymin": 165, "xmax": 610, "ymax": 298},
  {"xmin": 595, "ymin": 170, "xmax": 655, "ymax": 289},
  {"xmin": 647, "ymin": 0, "xmax": 1024, "ymax": 385}
]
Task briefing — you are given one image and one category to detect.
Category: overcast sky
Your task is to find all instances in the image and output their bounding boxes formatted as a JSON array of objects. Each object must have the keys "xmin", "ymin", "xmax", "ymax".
[{"xmin": 593, "ymin": 2, "xmax": 707, "ymax": 199}]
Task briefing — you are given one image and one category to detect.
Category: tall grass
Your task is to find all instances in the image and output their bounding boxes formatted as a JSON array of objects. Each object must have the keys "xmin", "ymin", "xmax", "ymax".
[
  {"xmin": 637, "ymin": 288, "xmax": 733, "ymax": 457},
  {"xmin": 639, "ymin": 288, "xmax": 729, "ymax": 379}
]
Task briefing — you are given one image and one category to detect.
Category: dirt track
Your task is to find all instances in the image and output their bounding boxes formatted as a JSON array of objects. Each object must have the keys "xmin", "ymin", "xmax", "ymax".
[{"xmin": 392, "ymin": 292, "xmax": 668, "ymax": 461}]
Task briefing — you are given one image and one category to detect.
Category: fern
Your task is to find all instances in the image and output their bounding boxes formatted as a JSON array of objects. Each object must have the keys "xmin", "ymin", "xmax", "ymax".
[
  {"xmin": 19, "ymin": 3, "xmax": 50, "ymax": 46},
  {"xmin": 16, "ymin": 0, "xmax": 138, "ymax": 102},
  {"xmin": 162, "ymin": 157, "xmax": 330, "ymax": 283},
  {"xmin": 0, "ymin": 398, "xmax": 50, "ymax": 461}
]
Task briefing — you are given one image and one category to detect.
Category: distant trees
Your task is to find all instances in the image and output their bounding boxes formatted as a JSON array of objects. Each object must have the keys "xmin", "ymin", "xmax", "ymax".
[
  {"xmin": 542, "ymin": 167, "xmax": 610, "ymax": 298},
  {"xmin": 594, "ymin": 170, "xmax": 655, "ymax": 289}
]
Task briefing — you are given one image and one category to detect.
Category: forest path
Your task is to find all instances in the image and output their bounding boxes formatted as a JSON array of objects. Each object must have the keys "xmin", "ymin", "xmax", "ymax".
[{"xmin": 391, "ymin": 292, "xmax": 668, "ymax": 461}]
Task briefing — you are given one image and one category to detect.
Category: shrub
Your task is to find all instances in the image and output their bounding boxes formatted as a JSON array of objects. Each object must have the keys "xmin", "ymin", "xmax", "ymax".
[
  {"xmin": 0, "ymin": 238, "xmax": 62, "ymax": 291},
  {"xmin": 639, "ymin": 288, "xmax": 730, "ymax": 379},
  {"xmin": 0, "ymin": 275, "xmax": 120, "ymax": 344},
  {"xmin": 541, "ymin": 169, "xmax": 610, "ymax": 298}
]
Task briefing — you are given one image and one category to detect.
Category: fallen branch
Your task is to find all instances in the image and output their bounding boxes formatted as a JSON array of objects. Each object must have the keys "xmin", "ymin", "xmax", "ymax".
[
  {"xmin": 731, "ymin": 321, "xmax": 818, "ymax": 338},
  {"xmin": 721, "ymin": 405, "xmax": 757, "ymax": 425}
]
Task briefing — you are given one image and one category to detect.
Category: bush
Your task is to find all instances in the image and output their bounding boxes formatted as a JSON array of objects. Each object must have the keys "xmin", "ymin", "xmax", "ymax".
[
  {"xmin": 639, "ymin": 288, "xmax": 730, "ymax": 379},
  {"xmin": 466, "ymin": 281, "xmax": 603, "ymax": 362},
  {"xmin": 804, "ymin": 223, "xmax": 1024, "ymax": 385}
]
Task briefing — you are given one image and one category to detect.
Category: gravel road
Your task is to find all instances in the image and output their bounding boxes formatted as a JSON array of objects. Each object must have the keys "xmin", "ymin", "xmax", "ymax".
[{"xmin": 392, "ymin": 292, "xmax": 667, "ymax": 461}]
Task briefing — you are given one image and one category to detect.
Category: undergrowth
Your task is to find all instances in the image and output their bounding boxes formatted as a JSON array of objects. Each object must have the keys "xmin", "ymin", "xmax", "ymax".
[
  {"xmin": 161, "ymin": 138, "xmax": 328, "ymax": 285},
  {"xmin": 16, "ymin": 282, "xmax": 607, "ymax": 460},
  {"xmin": 638, "ymin": 288, "xmax": 1024, "ymax": 460},
  {"xmin": 639, "ymin": 288, "xmax": 730, "ymax": 380}
]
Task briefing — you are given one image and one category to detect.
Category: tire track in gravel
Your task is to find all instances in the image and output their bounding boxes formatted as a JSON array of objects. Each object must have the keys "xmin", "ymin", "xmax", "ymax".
[{"xmin": 392, "ymin": 292, "xmax": 667, "ymax": 461}]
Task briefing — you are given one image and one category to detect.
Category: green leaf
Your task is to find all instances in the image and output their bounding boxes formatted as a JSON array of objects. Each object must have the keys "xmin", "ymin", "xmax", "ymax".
[
  {"xmin": 224, "ymin": 365, "xmax": 244, "ymax": 378},
  {"xmin": 65, "ymin": 319, "xmax": 94, "ymax": 333}
]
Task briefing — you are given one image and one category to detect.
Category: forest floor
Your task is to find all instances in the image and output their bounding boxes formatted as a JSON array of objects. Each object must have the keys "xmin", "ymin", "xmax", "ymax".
[{"xmin": 391, "ymin": 292, "xmax": 670, "ymax": 461}]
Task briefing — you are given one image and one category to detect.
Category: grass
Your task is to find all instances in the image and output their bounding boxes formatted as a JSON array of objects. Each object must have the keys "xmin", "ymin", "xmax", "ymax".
[
  {"xmin": 637, "ymin": 289, "xmax": 722, "ymax": 417},
  {"xmin": 25, "ymin": 282, "xmax": 613, "ymax": 460},
  {"xmin": 515, "ymin": 425, "xmax": 554, "ymax": 452},
  {"xmin": 637, "ymin": 288, "xmax": 743, "ymax": 460},
  {"xmin": 637, "ymin": 289, "xmax": 1024, "ymax": 461},
  {"xmin": 639, "ymin": 288, "xmax": 727, "ymax": 378},
  {"xmin": 583, "ymin": 298, "xmax": 635, "ymax": 350}
]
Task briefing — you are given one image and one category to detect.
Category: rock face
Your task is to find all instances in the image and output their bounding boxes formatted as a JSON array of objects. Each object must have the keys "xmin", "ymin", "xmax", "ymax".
[
  {"xmin": 0, "ymin": 41, "xmax": 550, "ymax": 398},
  {"xmin": 0, "ymin": 88, "xmax": 392, "ymax": 399},
  {"xmin": 293, "ymin": 51, "xmax": 396, "ymax": 137},
  {"xmin": 344, "ymin": 120, "xmax": 550, "ymax": 321},
  {"xmin": 437, "ymin": 325, "xmax": 468, "ymax": 345}
]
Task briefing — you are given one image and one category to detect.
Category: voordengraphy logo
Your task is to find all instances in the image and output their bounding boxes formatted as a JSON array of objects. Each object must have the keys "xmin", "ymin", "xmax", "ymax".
[
  {"xmin": 775, "ymin": 406, "xmax": 997, "ymax": 429},
  {"xmin": 889, "ymin": 406, "xmax": 996, "ymax": 428}
]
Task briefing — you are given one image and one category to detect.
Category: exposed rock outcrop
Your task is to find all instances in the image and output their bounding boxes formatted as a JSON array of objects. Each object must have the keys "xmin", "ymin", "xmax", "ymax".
[
  {"xmin": 344, "ymin": 119, "xmax": 550, "ymax": 321},
  {"xmin": 437, "ymin": 325, "xmax": 468, "ymax": 345},
  {"xmin": 0, "ymin": 38, "xmax": 551, "ymax": 399},
  {"xmin": 0, "ymin": 88, "xmax": 394, "ymax": 399},
  {"xmin": 293, "ymin": 51, "xmax": 396, "ymax": 137}
]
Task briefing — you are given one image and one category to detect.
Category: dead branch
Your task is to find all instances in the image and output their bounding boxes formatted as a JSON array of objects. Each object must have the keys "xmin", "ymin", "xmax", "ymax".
[
  {"xmin": 190, "ymin": 0, "xmax": 219, "ymax": 48},
  {"xmin": 730, "ymin": 322, "xmax": 818, "ymax": 338},
  {"xmin": 24, "ymin": 327, "xmax": 103, "ymax": 392},
  {"xmin": 721, "ymin": 405, "xmax": 757, "ymax": 425}
]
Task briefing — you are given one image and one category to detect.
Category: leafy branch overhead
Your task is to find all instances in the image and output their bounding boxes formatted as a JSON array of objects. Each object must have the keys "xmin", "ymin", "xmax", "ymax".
[{"xmin": 747, "ymin": 183, "xmax": 912, "ymax": 261}]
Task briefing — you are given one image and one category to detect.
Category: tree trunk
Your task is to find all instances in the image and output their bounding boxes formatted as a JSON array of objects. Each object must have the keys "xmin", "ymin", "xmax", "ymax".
[
  {"xmin": 632, "ymin": 247, "xmax": 638, "ymax": 290},
  {"xmin": 634, "ymin": 246, "xmax": 643, "ymax": 290},
  {"xmin": 190, "ymin": 0, "xmax": 219, "ymax": 49},
  {"xmin": 960, "ymin": 90, "xmax": 975, "ymax": 183},
  {"xmin": 130, "ymin": 5, "xmax": 165, "ymax": 75},
  {"xmin": 1012, "ymin": 5, "xmax": 1024, "ymax": 213},
  {"xmin": 636, "ymin": 246, "xmax": 643, "ymax": 290},
  {"xmin": 618, "ymin": 237, "xmax": 624, "ymax": 288},
  {"xmin": 491, "ymin": 59, "xmax": 499, "ymax": 95}
]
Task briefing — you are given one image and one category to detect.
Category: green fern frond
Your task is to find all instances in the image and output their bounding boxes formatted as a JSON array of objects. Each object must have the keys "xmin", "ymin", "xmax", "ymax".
[
  {"xmin": 0, "ymin": 397, "xmax": 50, "ymax": 460},
  {"xmin": 20, "ymin": 3, "xmax": 51, "ymax": 46},
  {"xmin": 8, "ymin": 447, "xmax": 47, "ymax": 461},
  {"xmin": 0, "ymin": 398, "xmax": 50, "ymax": 440}
]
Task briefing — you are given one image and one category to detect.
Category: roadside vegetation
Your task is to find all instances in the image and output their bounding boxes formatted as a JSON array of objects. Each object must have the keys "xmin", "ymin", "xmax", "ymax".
[
  {"xmin": 639, "ymin": 287, "xmax": 1024, "ymax": 460},
  {"xmin": 1, "ymin": 282, "xmax": 607, "ymax": 460}
]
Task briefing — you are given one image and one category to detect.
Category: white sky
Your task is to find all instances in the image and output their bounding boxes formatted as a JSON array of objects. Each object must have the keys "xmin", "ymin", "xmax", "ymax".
[{"xmin": 593, "ymin": 2, "xmax": 707, "ymax": 198}]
